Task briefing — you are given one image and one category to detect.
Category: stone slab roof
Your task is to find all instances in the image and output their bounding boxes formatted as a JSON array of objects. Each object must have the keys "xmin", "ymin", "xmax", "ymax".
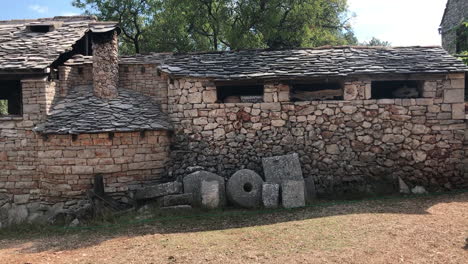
[
  {"xmin": 158, "ymin": 46, "xmax": 468, "ymax": 80},
  {"xmin": 0, "ymin": 16, "xmax": 118, "ymax": 72},
  {"xmin": 120, "ymin": 53, "xmax": 173, "ymax": 65},
  {"xmin": 34, "ymin": 85, "xmax": 172, "ymax": 135}
]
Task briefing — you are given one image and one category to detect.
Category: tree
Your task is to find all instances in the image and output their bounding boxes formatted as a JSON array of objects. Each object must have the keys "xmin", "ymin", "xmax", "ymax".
[
  {"xmin": 72, "ymin": 0, "xmax": 158, "ymax": 54},
  {"xmin": 73, "ymin": 0, "xmax": 357, "ymax": 53},
  {"xmin": 0, "ymin": 100, "xmax": 7, "ymax": 115},
  {"xmin": 361, "ymin": 37, "xmax": 391, "ymax": 47}
]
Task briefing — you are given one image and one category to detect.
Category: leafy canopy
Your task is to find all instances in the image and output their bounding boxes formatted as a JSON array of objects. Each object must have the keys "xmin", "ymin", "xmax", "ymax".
[
  {"xmin": 361, "ymin": 37, "xmax": 391, "ymax": 47},
  {"xmin": 73, "ymin": 0, "xmax": 357, "ymax": 54}
]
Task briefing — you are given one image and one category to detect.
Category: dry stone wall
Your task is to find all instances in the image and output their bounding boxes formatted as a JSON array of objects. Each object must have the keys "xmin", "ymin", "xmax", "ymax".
[
  {"xmin": 119, "ymin": 64, "xmax": 169, "ymax": 111},
  {"xmin": 440, "ymin": 0, "xmax": 468, "ymax": 54},
  {"xmin": 92, "ymin": 31, "xmax": 119, "ymax": 99},
  {"xmin": 58, "ymin": 64, "xmax": 93, "ymax": 97},
  {"xmin": 167, "ymin": 74, "xmax": 467, "ymax": 196},
  {"xmin": 0, "ymin": 77, "xmax": 56, "ymax": 207},
  {"xmin": 39, "ymin": 130, "xmax": 171, "ymax": 202}
]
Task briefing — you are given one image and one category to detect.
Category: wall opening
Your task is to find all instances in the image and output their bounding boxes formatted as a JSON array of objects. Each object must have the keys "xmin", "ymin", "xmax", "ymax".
[
  {"xmin": 465, "ymin": 73, "xmax": 468, "ymax": 101},
  {"xmin": 371, "ymin": 80, "xmax": 423, "ymax": 99},
  {"xmin": 0, "ymin": 80, "xmax": 22, "ymax": 116},
  {"xmin": 216, "ymin": 85, "xmax": 263, "ymax": 103},
  {"xmin": 291, "ymin": 81, "xmax": 343, "ymax": 101},
  {"xmin": 28, "ymin": 25, "xmax": 52, "ymax": 33}
]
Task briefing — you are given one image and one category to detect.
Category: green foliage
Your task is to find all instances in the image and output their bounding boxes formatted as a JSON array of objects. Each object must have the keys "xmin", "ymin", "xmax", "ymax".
[
  {"xmin": 0, "ymin": 100, "xmax": 7, "ymax": 115},
  {"xmin": 457, "ymin": 51, "xmax": 468, "ymax": 65},
  {"xmin": 456, "ymin": 21, "xmax": 468, "ymax": 54},
  {"xmin": 73, "ymin": 0, "xmax": 357, "ymax": 54},
  {"xmin": 361, "ymin": 37, "xmax": 391, "ymax": 47},
  {"xmin": 72, "ymin": 0, "xmax": 158, "ymax": 54}
]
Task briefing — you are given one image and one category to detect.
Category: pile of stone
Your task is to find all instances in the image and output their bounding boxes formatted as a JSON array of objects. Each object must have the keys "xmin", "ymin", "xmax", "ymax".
[{"xmin": 134, "ymin": 152, "xmax": 316, "ymax": 210}]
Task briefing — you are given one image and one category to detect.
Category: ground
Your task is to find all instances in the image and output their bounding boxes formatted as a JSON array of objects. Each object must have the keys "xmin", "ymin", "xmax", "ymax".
[{"xmin": 0, "ymin": 192, "xmax": 467, "ymax": 264}]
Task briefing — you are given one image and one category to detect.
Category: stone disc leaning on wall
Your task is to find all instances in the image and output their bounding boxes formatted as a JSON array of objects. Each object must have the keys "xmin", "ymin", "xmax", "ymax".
[{"xmin": 226, "ymin": 169, "xmax": 264, "ymax": 208}]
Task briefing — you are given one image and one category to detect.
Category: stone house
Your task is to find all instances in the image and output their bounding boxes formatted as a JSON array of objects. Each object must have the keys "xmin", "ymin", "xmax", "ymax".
[
  {"xmin": 440, "ymin": 0, "xmax": 468, "ymax": 54},
  {"xmin": 1, "ymin": 16, "xmax": 468, "ymax": 226}
]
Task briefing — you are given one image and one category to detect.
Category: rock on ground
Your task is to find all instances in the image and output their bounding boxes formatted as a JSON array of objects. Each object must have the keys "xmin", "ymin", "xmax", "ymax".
[
  {"xmin": 226, "ymin": 169, "xmax": 264, "ymax": 208},
  {"xmin": 262, "ymin": 183, "xmax": 280, "ymax": 209},
  {"xmin": 134, "ymin": 181, "xmax": 182, "ymax": 200},
  {"xmin": 262, "ymin": 153, "xmax": 303, "ymax": 184},
  {"xmin": 183, "ymin": 171, "xmax": 226, "ymax": 208},
  {"xmin": 201, "ymin": 180, "xmax": 221, "ymax": 209},
  {"xmin": 282, "ymin": 180, "xmax": 306, "ymax": 209}
]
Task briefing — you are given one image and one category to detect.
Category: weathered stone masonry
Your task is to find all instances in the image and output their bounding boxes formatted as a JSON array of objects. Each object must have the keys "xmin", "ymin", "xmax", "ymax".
[
  {"xmin": 1, "ymin": 15, "xmax": 468, "ymax": 225},
  {"xmin": 39, "ymin": 131, "xmax": 170, "ymax": 203},
  {"xmin": 166, "ymin": 74, "xmax": 467, "ymax": 195}
]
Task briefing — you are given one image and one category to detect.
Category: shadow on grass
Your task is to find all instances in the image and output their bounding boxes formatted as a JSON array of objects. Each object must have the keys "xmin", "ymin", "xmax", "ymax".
[{"xmin": 0, "ymin": 191, "xmax": 467, "ymax": 254}]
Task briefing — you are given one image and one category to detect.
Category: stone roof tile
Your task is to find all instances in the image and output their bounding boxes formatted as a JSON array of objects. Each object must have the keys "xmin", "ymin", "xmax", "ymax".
[
  {"xmin": 158, "ymin": 46, "xmax": 468, "ymax": 80},
  {"xmin": 34, "ymin": 85, "xmax": 172, "ymax": 134},
  {"xmin": 0, "ymin": 16, "xmax": 118, "ymax": 71}
]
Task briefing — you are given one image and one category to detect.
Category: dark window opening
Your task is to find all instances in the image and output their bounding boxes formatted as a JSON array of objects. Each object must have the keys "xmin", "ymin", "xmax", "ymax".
[
  {"xmin": 28, "ymin": 25, "xmax": 51, "ymax": 33},
  {"xmin": 371, "ymin": 81, "xmax": 423, "ymax": 99},
  {"xmin": 291, "ymin": 81, "xmax": 343, "ymax": 101},
  {"xmin": 465, "ymin": 73, "xmax": 468, "ymax": 101},
  {"xmin": 0, "ymin": 80, "xmax": 22, "ymax": 116},
  {"xmin": 217, "ymin": 85, "xmax": 263, "ymax": 103}
]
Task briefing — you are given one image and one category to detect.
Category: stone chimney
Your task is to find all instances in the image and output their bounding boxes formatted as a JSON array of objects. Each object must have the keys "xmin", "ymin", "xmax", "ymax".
[{"xmin": 92, "ymin": 30, "xmax": 119, "ymax": 99}]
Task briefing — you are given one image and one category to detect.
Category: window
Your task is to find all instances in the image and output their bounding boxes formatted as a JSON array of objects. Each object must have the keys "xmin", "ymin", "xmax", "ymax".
[
  {"xmin": 371, "ymin": 81, "xmax": 423, "ymax": 99},
  {"xmin": 0, "ymin": 80, "xmax": 22, "ymax": 116},
  {"xmin": 291, "ymin": 81, "xmax": 343, "ymax": 101},
  {"xmin": 217, "ymin": 85, "xmax": 263, "ymax": 103},
  {"xmin": 465, "ymin": 73, "xmax": 468, "ymax": 101},
  {"xmin": 27, "ymin": 24, "xmax": 53, "ymax": 33}
]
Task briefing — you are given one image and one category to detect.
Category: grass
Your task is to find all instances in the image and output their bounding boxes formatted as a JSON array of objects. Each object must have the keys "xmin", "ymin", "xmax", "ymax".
[{"xmin": 0, "ymin": 192, "xmax": 467, "ymax": 263}]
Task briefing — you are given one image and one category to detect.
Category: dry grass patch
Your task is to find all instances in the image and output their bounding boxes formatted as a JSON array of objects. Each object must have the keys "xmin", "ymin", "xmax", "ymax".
[{"xmin": 0, "ymin": 192, "xmax": 467, "ymax": 264}]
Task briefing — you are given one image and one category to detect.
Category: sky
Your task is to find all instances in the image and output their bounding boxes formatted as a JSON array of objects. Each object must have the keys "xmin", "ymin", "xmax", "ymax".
[{"xmin": 0, "ymin": 0, "xmax": 449, "ymax": 47}]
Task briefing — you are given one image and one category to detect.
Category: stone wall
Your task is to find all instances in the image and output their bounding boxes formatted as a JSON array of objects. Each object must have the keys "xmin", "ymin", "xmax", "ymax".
[
  {"xmin": 1, "ymin": 72, "xmax": 171, "ymax": 226},
  {"xmin": 58, "ymin": 64, "xmax": 93, "ymax": 97},
  {"xmin": 119, "ymin": 64, "xmax": 169, "ymax": 111},
  {"xmin": 0, "ymin": 77, "xmax": 57, "ymax": 207},
  {"xmin": 92, "ymin": 31, "xmax": 119, "ymax": 99},
  {"xmin": 440, "ymin": 0, "xmax": 468, "ymax": 53},
  {"xmin": 166, "ymin": 74, "xmax": 467, "ymax": 195},
  {"xmin": 39, "ymin": 130, "xmax": 171, "ymax": 203}
]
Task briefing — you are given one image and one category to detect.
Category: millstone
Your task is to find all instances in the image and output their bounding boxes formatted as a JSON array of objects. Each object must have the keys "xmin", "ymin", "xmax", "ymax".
[{"xmin": 226, "ymin": 169, "xmax": 264, "ymax": 208}]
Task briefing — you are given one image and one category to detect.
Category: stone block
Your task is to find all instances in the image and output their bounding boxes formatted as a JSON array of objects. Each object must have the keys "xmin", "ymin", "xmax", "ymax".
[
  {"xmin": 262, "ymin": 153, "xmax": 303, "ymax": 184},
  {"xmin": 203, "ymin": 90, "xmax": 217, "ymax": 103},
  {"xmin": 451, "ymin": 103, "xmax": 465, "ymax": 120},
  {"xmin": 158, "ymin": 193, "xmax": 192, "ymax": 207},
  {"xmin": 262, "ymin": 183, "xmax": 279, "ymax": 208},
  {"xmin": 201, "ymin": 180, "xmax": 221, "ymax": 209},
  {"xmin": 260, "ymin": 103, "xmax": 281, "ymax": 111},
  {"xmin": 8, "ymin": 204, "xmax": 28, "ymax": 225},
  {"xmin": 94, "ymin": 164, "xmax": 121, "ymax": 174},
  {"xmin": 183, "ymin": 171, "xmax": 226, "ymax": 207},
  {"xmin": 134, "ymin": 181, "xmax": 182, "ymax": 200},
  {"xmin": 71, "ymin": 166, "xmax": 94, "ymax": 174},
  {"xmin": 444, "ymin": 89, "xmax": 464, "ymax": 103},
  {"xmin": 281, "ymin": 180, "xmax": 305, "ymax": 209},
  {"xmin": 188, "ymin": 92, "xmax": 202, "ymax": 103},
  {"xmin": 450, "ymin": 78, "xmax": 465, "ymax": 89},
  {"xmin": 227, "ymin": 169, "xmax": 264, "ymax": 208},
  {"xmin": 13, "ymin": 194, "xmax": 30, "ymax": 204},
  {"xmin": 304, "ymin": 177, "xmax": 317, "ymax": 203},
  {"xmin": 271, "ymin": 119, "xmax": 286, "ymax": 127}
]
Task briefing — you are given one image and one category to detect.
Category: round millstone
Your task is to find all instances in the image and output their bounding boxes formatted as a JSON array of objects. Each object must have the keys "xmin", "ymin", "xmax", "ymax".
[{"xmin": 226, "ymin": 169, "xmax": 264, "ymax": 208}]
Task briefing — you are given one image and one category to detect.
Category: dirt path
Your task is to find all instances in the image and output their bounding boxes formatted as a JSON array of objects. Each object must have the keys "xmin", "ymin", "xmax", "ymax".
[{"xmin": 1, "ymin": 193, "xmax": 467, "ymax": 264}]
